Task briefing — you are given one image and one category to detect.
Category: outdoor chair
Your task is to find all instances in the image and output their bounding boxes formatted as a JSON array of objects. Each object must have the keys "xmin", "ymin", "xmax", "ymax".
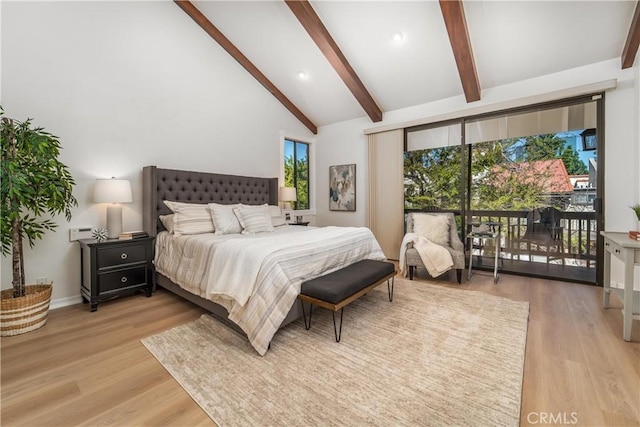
[{"xmin": 510, "ymin": 207, "xmax": 565, "ymax": 264}]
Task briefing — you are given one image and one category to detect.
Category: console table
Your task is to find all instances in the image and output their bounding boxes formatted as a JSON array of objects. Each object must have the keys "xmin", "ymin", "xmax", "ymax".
[{"xmin": 600, "ymin": 231, "xmax": 640, "ymax": 341}]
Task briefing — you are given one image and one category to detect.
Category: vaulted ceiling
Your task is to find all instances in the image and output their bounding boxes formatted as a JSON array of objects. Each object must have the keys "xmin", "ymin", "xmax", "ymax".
[{"xmin": 176, "ymin": 0, "xmax": 640, "ymax": 134}]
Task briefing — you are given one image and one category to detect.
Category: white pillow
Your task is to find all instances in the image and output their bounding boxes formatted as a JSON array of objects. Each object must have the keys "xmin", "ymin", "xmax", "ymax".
[
  {"xmin": 162, "ymin": 201, "xmax": 214, "ymax": 236},
  {"xmin": 412, "ymin": 214, "xmax": 450, "ymax": 246},
  {"xmin": 159, "ymin": 214, "xmax": 175, "ymax": 234},
  {"xmin": 164, "ymin": 200, "xmax": 203, "ymax": 212},
  {"xmin": 267, "ymin": 205, "xmax": 287, "ymax": 227},
  {"xmin": 233, "ymin": 205, "xmax": 274, "ymax": 234},
  {"xmin": 209, "ymin": 203, "xmax": 243, "ymax": 235}
]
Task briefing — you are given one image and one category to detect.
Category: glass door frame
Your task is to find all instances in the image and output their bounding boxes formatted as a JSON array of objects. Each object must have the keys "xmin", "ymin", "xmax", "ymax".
[{"xmin": 404, "ymin": 93, "xmax": 605, "ymax": 285}]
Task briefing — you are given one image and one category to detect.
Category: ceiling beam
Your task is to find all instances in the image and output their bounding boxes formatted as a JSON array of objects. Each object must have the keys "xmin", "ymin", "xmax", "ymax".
[
  {"xmin": 174, "ymin": 0, "xmax": 317, "ymax": 134},
  {"xmin": 285, "ymin": 0, "xmax": 383, "ymax": 122},
  {"xmin": 439, "ymin": 0, "xmax": 481, "ymax": 103},
  {"xmin": 621, "ymin": 0, "xmax": 640, "ymax": 69}
]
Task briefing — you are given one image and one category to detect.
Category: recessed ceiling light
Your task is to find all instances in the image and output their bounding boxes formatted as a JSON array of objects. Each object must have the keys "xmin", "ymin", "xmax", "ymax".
[
  {"xmin": 392, "ymin": 32, "xmax": 404, "ymax": 43},
  {"xmin": 297, "ymin": 71, "xmax": 309, "ymax": 80}
]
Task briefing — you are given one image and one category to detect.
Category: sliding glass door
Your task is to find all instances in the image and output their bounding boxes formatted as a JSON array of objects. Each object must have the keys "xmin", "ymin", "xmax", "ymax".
[{"xmin": 404, "ymin": 95, "xmax": 603, "ymax": 284}]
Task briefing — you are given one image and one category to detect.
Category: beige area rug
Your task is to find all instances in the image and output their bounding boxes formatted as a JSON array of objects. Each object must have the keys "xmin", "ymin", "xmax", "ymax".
[{"xmin": 142, "ymin": 279, "xmax": 529, "ymax": 427}]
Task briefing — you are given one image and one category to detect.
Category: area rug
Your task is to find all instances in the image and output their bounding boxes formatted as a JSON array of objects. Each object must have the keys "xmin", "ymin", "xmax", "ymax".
[{"xmin": 142, "ymin": 279, "xmax": 529, "ymax": 427}]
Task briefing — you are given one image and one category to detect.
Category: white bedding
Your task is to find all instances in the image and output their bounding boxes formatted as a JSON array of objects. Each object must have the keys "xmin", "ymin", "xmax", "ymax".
[{"xmin": 155, "ymin": 226, "xmax": 386, "ymax": 355}]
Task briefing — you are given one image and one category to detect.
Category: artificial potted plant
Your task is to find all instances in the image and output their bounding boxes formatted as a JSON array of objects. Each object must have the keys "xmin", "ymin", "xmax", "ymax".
[{"xmin": 0, "ymin": 109, "xmax": 77, "ymax": 336}]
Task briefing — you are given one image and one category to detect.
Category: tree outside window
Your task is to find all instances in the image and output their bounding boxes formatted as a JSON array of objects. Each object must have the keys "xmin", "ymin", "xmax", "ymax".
[
  {"xmin": 404, "ymin": 132, "xmax": 591, "ymax": 212},
  {"xmin": 284, "ymin": 139, "xmax": 309, "ymax": 210}
]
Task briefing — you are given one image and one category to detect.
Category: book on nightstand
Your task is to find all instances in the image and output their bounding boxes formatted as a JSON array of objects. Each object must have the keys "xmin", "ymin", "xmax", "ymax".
[
  {"xmin": 628, "ymin": 231, "xmax": 640, "ymax": 241},
  {"xmin": 119, "ymin": 231, "xmax": 149, "ymax": 240}
]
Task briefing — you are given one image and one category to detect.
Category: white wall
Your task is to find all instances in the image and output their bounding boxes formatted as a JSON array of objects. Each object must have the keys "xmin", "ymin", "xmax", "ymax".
[
  {"xmin": 1, "ymin": 1, "xmax": 313, "ymax": 306},
  {"xmin": 315, "ymin": 116, "xmax": 371, "ymax": 227}
]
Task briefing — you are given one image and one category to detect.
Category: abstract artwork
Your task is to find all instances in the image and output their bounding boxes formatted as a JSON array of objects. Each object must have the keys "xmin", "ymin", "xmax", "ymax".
[{"xmin": 329, "ymin": 164, "xmax": 356, "ymax": 211}]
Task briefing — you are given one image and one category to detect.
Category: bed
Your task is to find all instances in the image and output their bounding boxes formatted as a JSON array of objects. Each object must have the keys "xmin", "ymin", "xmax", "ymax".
[{"xmin": 142, "ymin": 166, "xmax": 386, "ymax": 355}]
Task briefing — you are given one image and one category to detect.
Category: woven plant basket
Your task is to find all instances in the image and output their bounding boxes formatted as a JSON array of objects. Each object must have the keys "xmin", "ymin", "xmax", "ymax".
[{"xmin": 1, "ymin": 284, "xmax": 53, "ymax": 337}]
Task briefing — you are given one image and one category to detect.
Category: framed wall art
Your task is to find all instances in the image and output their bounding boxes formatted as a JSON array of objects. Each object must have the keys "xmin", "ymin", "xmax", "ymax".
[{"xmin": 329, "ymin": 164, "xmax": 356, "ymax": 211}]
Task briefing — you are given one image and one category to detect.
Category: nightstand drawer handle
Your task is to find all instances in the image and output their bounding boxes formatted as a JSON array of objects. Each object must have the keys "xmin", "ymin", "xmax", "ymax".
[
  {"xmin": 120, "ymin": 277, "xmax": 128, "ymax": 283},
  {"xmin": 120, "ymin": 253, "xmax": 128, "ymax": 260}
]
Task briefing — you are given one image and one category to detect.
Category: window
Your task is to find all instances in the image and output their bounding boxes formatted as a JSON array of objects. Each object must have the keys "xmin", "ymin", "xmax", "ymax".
[{"xmin": 284, "ymin": 139, "xmax": 309, "ymax": 210}]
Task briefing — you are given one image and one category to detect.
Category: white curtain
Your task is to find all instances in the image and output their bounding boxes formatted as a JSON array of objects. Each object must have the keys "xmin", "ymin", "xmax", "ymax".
[{"xmin": 367, "ymin": 129, "xmax": 404, "ymax": 260}]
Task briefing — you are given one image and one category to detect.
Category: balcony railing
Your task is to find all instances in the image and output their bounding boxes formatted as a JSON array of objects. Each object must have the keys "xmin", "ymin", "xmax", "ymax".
[
  {"xmin": 468, "ymin": 210, "xmax": 597, "ymax": 268},
  {"xmin": 406, "ymin": 208, "xmax": 598, "ymax": 269}
]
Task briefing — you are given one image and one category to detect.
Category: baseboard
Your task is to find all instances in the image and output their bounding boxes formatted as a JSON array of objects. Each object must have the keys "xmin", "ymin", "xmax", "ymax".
[{"xmin": 50, "ymin": 295, "xmax": 82, "ymax": 310}]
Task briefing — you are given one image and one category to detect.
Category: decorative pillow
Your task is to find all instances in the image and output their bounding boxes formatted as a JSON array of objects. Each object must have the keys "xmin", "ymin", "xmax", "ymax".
[
  {"xmin": 412, "ymin": 214, "xmax": 450, "ymax": 246},
  {"xmin": 159, "ymin": 214, "xmax": 175, "ymax": 234},
  {"xmin": 163, "ymin": 200, "xmax": 204, "ymax": 213},
  {"xmin": 233, "ymin": 205, "xmax": 274, "ymax": 234},
  {"xmin": 162, "ymin": 201, "xmax": 214, "ymax": 236},
  {"xmin": 267, "ymin": 205, "xmax": 287, "ymax": 227},
  {"xmin": 209, "ymin": 203, "xmax": 243, "ymax": 235}
]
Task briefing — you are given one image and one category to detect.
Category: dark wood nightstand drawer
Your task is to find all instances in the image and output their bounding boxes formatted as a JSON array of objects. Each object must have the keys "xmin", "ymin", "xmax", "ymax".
[
  {"xmin": 97, "ymin": 244, "xmax": 146, "ymax": 269},
  {"xmin": 79, "ymin": 236, "xmax": 154, "ymax": 311},
  {"xmin": 98, "ymin": 266, "xmax": 147, "ymax": 293}
]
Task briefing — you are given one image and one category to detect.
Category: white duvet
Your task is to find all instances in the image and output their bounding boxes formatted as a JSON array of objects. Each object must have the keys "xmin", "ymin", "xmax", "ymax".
[{"xmin": 155, "ymin": 226, "xmax": 386, "ymax": 355}]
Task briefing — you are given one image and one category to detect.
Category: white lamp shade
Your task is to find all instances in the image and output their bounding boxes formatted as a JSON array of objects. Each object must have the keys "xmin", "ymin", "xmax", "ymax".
[
  {"xmin": 94, "ymin": 178, "xmax": 132, "ymax": 203},
  {"xmin": 279, "ymin": 187, "xmax": 297, "ymax": 202}
]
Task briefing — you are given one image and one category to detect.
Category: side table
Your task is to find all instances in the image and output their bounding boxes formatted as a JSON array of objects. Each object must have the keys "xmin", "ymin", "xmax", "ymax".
[
  {"xmin": 79, "ymin": 237, "xmax": 154, "ymax": 311},
  {"xmin": 600, "ymin": 231, "xmax": 640, "ymax": 341},
  {"xmin": 467, "ymin": 222, "xmax": 501, "ymax": 284}
]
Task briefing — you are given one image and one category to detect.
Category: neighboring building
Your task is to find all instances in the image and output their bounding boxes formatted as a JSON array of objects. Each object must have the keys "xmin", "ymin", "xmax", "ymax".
[{"xmin": 491, "ymin": 159, "xmax": 574, "ymax": 208}]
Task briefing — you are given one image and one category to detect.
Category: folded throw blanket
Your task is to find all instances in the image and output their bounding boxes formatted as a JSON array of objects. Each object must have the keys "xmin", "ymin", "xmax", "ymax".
[{"xmin": 399, "ymin": 232, "xmax": 454, "ymax": 278}]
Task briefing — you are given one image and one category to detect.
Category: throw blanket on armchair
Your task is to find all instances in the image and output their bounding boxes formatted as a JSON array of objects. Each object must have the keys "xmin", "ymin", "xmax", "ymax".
[{"xmin": 399, "ymin": 232, "xmax": 454, "ymax": 278}]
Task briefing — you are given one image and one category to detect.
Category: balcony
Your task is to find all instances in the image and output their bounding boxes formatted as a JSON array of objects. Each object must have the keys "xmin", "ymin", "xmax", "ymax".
[
  {"xmin": 474, "ymin": 209, "xmax": 597, "ymax": 283},
  {"xmin": 406, "ymin": 209, "xmax": 598, "ymax": 284}
]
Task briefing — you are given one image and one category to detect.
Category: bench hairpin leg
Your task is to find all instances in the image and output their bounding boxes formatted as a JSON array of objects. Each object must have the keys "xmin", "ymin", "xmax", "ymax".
[
  {"xmin": 332, "ymin": 308, "xmax": 344, "ymax": 342},
  {"xmin": 300, "ymin": 300, "xmax": 313, "ymax": 330},
  {"xmin": 387, "ymin": 277, "xmax": 394, "ymax": 302}
]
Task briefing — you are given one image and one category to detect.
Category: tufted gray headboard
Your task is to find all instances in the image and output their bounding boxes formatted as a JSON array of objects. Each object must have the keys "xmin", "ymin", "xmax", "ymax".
[{"xmin": 142, "ymin": 165, "xmax": 278, "ymax": 237}]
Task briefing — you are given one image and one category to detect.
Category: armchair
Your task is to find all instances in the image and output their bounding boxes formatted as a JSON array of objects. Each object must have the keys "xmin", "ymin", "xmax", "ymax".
[{"xmin": 404, "ymin": 212, "xmax": 465, "ymax": 283}]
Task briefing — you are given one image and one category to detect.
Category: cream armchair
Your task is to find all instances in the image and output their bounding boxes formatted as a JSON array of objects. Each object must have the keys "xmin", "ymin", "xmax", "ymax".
[{"xmin": 404, "ymin": 212, "xmax": 465, "ymax": 283}]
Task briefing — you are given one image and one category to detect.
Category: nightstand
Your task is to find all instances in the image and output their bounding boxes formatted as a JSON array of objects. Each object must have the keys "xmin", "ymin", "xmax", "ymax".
[
  {"xmin": 292, "ymin": 221, "xmax": 310, "ymax": 226},
  {"xmin": 79, "ymin": 237, "xmax": 154, "ymax": 311}
]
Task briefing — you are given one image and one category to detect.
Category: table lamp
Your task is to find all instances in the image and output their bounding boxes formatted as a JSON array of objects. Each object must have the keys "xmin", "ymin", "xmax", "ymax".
[
  {"xmin": 279, "ymin": 186, "xmax": 297, "ymax": 210},
  {"xmin": 94, "ymin": 177, "xmax": 132, "ymax": 238}
]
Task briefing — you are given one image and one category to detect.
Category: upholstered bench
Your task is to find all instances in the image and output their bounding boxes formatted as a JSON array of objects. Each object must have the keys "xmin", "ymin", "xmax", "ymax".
[{"xmin": 298, "ymin": 259, "xmax": 396, "ymax": 342}]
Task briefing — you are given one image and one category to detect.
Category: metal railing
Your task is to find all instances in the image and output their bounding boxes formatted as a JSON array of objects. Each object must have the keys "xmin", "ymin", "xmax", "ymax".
[{"xmin": 468, "ymin": 210, "xmax": 597, "ymax": 267}]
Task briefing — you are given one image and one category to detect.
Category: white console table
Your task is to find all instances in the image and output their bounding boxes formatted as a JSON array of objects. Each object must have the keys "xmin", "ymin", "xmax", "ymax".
[{"xmin": 600, "ymin": 231, "xmax": 640, "ymax": 341}]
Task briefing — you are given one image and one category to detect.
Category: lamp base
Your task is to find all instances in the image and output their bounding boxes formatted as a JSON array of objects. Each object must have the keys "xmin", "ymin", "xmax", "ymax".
[{"xmin": 106, "ymin": 205, "xmax": 123, "ymax": 239}]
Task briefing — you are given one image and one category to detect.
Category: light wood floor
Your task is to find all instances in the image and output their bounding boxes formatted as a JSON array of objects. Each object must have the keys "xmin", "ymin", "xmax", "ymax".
[{"xmin": 2, "ymin": 271, "xmax": 639, "ymax": 426}]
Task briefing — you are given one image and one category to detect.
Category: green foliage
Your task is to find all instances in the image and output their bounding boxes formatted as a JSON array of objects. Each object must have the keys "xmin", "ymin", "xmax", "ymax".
[
  {"xmin": 521, "ymin": 134, "xmax": 565, "ymax": 161},
  {"xmin": 521, "ymin": 134, "xmax": 587, "ymax": 174},
  {"xmin": 284, "ymin": 154, "xmax": 309, "ymax": 210},
  {"xmin": 560, "ymin": 145, "xmax": 588, "ymax": 175},
  {"xmin": 404, "ymin": 132, "xmax": 589, "ymax": 212},
  {"xmin": 471, "ymin": 138, "xmax": 561, "ymax": 210},
  {"xmin": 631, "ymin": 204, "xmax": 640, "ymax": 221},
  {"xmin": 1, "ymin": 109, "xmax": 77, "ymax": 296},
  {"xmin": 404, "ymin": 146, "xmax": 461, "ymax": 210}
]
